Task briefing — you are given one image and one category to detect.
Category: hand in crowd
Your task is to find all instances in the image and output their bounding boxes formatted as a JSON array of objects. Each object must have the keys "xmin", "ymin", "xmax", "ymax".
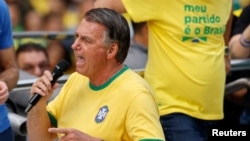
[{"xmin": 0, "ymin": 81, "xmax": 9, "ymax": 104}]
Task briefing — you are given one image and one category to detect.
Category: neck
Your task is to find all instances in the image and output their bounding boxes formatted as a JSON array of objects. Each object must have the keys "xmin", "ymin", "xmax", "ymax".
[{"xmin": 89, "ymin": 64, "xmax": 124, "ymax": 86}]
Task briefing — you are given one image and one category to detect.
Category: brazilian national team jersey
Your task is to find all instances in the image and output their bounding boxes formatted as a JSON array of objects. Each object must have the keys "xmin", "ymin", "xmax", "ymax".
[
  {"xmin": 47, "ymin": 66, "xmax": 165, "ymax": 141},
  {"xmin": 122, "ymin": 0, "xmax": 232, "ymax": 120}
]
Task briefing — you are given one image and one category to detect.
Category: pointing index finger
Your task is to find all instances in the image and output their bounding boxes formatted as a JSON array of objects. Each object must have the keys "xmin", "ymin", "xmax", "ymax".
[{"xmin": 48, "ymin": 127, "xmax": 69, "ymax": 135}]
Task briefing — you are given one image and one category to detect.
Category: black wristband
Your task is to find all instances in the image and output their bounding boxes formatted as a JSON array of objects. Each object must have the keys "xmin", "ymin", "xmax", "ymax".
[{"xmin": 225, "ymin": 47, "xmax": 230, "ymax": 56}]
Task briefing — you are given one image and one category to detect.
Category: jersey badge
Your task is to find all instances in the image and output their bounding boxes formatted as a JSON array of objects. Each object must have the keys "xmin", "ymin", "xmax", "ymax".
[{"xmin": 95, "ymin": 105, "xmax": 109, "ymax": 123}]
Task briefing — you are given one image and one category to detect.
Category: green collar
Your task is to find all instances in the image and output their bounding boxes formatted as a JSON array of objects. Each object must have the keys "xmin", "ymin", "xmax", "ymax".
[{"xmin": 89, "ymin": 65, "xmax": 128, "ymax": 91}]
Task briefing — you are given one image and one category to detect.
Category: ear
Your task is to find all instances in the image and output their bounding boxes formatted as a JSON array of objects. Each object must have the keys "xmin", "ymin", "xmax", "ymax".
[{"xmin": 107, "ymin": 43, "xmax": 118, "ymax": 59}]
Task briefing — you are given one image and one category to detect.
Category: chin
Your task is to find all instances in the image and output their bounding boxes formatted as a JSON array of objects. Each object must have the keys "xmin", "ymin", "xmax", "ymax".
[{"xmin": 76, "ymin": 68, "xmax": 86, "ymax": 75}]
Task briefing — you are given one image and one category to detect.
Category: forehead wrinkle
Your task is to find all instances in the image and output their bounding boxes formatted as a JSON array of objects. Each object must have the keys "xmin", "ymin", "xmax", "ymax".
[{"xmin": 77, "ymin": 19, "xmax": 105, "ymax": 39}]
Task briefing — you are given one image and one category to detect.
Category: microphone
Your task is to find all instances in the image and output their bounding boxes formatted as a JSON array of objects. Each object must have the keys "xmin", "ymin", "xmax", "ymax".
[{"xmin": 25, "ymin": 60, "xmax": 70, "ymax": 114}]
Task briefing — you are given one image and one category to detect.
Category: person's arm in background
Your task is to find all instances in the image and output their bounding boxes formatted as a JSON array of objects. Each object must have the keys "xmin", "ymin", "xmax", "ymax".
[
  {"xmin": 0, "ymin": 0, "xmax": 19, "ymax": 91},
  {"xmin": 224, "ymin": 9, "xmax": 233, "ymax": 75},
  {"xmin": 225, "ymin": 6, "xmax": 250, "ymax": 104},
  {"xmin": 229, "ymin": 25, "xmax": 250, "ymax": 59},
  {"xmin": 94, "ymin": 0, "xmax": 126, "ymax": 13},
  {"xmin": 229, "ymin": 5, "xmax": 250, "ymax": 59},
  {"xmin": 0, "ymin": 47, "xmax": 19, "ymax": 90}
]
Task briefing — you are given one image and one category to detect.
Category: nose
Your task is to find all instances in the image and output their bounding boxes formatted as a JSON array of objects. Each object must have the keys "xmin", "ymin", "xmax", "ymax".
[
  {"xmin": 33, "ymin": 66, "xmax": 43, "ymax": 77},
  {"xmin": 71, "ymin": 38, "xmax": 80, "ymax": 50}
]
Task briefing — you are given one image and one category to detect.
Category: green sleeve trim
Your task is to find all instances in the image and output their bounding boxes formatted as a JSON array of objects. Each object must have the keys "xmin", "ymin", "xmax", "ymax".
[{"xmin": 47, "ymin": 112, "xmax": 57, "ymax": 127}]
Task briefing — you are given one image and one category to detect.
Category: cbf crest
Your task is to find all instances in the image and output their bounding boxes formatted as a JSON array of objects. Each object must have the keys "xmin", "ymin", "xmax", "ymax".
[{"xmin": 95, "ymin": 105, "xmax": 109, "ymax": 123}]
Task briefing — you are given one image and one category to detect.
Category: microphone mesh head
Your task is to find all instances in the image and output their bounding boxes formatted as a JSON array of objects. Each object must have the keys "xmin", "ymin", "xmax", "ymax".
[{"xmin": 57, "ymin": 59, "xmax": 70, "ymax": 71}]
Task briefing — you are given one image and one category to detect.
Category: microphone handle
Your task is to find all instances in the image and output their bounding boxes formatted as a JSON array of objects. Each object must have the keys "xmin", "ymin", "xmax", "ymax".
[{"xmin": 25, "ymin": 94, "xmax": 42, "ymax": 114}]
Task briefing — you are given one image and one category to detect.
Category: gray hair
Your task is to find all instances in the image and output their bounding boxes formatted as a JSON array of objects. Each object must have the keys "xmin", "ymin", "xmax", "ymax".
[{"xmin": 84, "ymin": 8, "xmax": 130, "ymax": 63}]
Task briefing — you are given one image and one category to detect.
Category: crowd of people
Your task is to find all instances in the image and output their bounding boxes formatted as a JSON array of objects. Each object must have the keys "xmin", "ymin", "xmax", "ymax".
[
  {"xmin": 7, "ymin": 0, "xmax": 93, "ymax": 74},
  {"xmin": 1, "ymin": 0, "xmax": 250, "ymax": 141}
]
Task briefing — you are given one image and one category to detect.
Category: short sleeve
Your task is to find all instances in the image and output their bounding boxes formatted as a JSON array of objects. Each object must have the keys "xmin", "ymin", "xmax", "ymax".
[{"xmin": 125, "ymin": 91, "xmax": 165, "ymax": 140}]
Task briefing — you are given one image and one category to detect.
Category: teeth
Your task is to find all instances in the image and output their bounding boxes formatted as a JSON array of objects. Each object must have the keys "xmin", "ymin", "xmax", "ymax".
[
  {"xmin": 76, "ymin": 55, "xmax": 81, "ymax": 59},
  {"xmin": 76, "ymin": 55, "xmax": 84, "ymax": 62}
]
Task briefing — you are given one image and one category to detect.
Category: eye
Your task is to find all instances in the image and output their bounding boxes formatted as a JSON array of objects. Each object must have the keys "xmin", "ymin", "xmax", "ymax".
[
  {"xmin": 80, "ymin": 36, "xmax": 94, "ymax": 44},
  {"xmin": 40, "ymin": 63, "xmax": 50, "ymax": 70},
  {"xmin": 84, "ymin": 37, "xmax": 93, "ymax": 44},
  {"xmin": 23, "ymin": 65, "xmax": 34, "ymax": 72},
  {"xmin": 74, "ymin": 34, "xmax": 78, "ymax": 39}
]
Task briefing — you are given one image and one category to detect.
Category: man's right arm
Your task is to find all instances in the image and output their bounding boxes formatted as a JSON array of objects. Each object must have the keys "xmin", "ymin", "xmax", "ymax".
[
  {"xmin": 27, "ymin": 98, "xmax": 57, "ymax": 141},
  {"xmin": 27, "ymin": 70, "xmax": 58, "ymax": 141}
]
